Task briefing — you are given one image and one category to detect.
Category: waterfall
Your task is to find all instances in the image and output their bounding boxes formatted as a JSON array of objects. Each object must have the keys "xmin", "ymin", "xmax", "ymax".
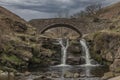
[
  {"xmin": 58, "ymin": 38, "xmax": 69, "ymax": 66},
  {"xmin": 80, "ymin": 39, "xmax": 92, "ymax": 66}
]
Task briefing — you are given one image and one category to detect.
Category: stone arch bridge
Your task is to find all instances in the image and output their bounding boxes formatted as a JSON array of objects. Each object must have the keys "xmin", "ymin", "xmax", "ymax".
[{"xmin": 29, "ymin": 18, "xmax": 107, "ymax": 36}]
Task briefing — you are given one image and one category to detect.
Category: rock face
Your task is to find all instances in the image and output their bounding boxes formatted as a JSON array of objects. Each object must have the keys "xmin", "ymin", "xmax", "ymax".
[
  {"xmin": 29, "ymin": 38, "xmax": 61, "ymax": 67},
  {"xmin": 81, "ymin": 2, "xmax": 120, "ymax": 79},
  {"xmin": 0, "ymin": 6, "xmax": 36, "ymax": 71},
  {"xmin": 67, "ymin": 40, "xmax": 82, "ymax": 65},
  {"xmin": 84, "ymin": 3, "xmax": 120, "ymax": 77},
  {"xmin": 85, "ymin": 29, "xmax": 120, "ymax": 79}
]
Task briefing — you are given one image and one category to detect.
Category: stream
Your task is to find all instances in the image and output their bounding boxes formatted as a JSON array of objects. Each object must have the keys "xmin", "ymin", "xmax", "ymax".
[{"xmin": 1, "ymin": 38, "xmax": 109, "ymax": 80}]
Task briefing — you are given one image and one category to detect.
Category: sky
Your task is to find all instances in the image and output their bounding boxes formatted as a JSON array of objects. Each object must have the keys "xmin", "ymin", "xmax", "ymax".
[{"xmin": 0, "ymin": 0, "xmax": 120, "ymax": 21}]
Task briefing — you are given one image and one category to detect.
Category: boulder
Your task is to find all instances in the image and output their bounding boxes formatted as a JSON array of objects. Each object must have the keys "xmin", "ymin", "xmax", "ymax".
[
  {"xmin": 68, "ymin": 46, "xmax": 81, "ymax": 53},
  {"xmin": 110, "ymin": 59, "xmax": 120, "ymax": 73},
  {"xmin": 13, "ymin": 21, "xmax": 27, "ymax": 33},
  {"xmin": 0, "ymin": 72, "xmax": 15, "ymax": 80},
  {"xmin": 51, "ymin": 72, "xmax": 60, "ymax": 78},
  {"xmin": 64, "ymin": 71, "xmax": 73, "ymax": 78},
  {"xmin": 73, "ymin": 72, "xmax": 80, "ymax": 78},
  {"xmin": 102, "ymin": 72, "xmax": 114, "ymax": 80},
  {"xmin": 67, "ymin": 56, "xmax": 81, "ymax": 65},
  {"xmin": 34, "ymin": 75, "xmax": 52, "ymax": 80},
  {"xmin": 113, "ymin": 59, "xmax": 120, "ymax": 69},
  {"xmin": 106, "ymin": 52, "xmax": 114, "ymax": 62}
]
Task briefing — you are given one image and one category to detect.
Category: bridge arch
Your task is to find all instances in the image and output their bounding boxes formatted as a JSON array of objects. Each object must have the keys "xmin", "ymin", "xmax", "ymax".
[{"xmin": 40, "ymin": 24, "xmax": 82, "ymax": 36}]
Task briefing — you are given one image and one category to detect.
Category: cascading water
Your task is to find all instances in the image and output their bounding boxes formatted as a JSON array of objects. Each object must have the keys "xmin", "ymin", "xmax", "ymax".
[
  {"xmin": 80, "ymin": 39, "xmax": 92, "ymax": 66},
  {"xmin": 58, "ymin": 38, "xmax": 69, "ymax": 66},
  {"xmin": 25, "ymin": 38, "xmax": 108, "ymax": 80}
]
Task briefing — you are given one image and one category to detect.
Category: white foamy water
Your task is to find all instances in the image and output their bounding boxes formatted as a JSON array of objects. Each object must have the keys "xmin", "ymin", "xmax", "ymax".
[
  {"xmin": 80, "ymin": 39, "xmax": 92, "ymax": 66},
  {"xmin": 58, "ymin": 38, "xmax": 69, "ymax": 66}
]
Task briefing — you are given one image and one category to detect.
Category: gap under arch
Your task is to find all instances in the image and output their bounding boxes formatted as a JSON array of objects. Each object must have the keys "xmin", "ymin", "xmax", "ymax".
[{"xmin": 40, "ymin": 24, "xmax": 82, "ymax": 37}]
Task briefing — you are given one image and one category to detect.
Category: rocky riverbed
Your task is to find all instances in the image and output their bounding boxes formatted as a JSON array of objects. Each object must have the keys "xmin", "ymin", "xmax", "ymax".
[{"xmin": 0, "ymin": 65, "xmax": 109, "ymax": 80}]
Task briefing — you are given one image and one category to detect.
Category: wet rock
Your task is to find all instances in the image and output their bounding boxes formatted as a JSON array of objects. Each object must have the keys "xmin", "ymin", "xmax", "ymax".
[
  {"xmin": 90, "ymin": 59, "xmax": 98, "ymax": 65},
  {"xmin": 64, "ymin": 71, "xmax": 73, "ymax": 78},
  {"xmin": 79, "ymin": 57, "xmax": 86, "ymax": 64},
  {"xmin": 45, "ymin": 72, "xmax": 51, "ymax": 77},
  {"xmin": 68, "ymin": 45, "xmax": 81, "ymax": 53},
  {"xmin": 50, "ymin": 61, "xmax": 60, "ymax": 66},
  {"xmin": 67, "ymin": 56, "xmax": 81, "ymax": 65},
  {"xmin": 73, "ymin": 72, "xmax": 80, "ymax": 78},
  {"xmin": 34, "ymin": 75, "xmax": 52, "ymax": 80},
  {"xmin": 51, "ymin": 72, "xmax": 60, "ymax": 78},
  {"xmin": 15, "ymin": 72, "xmax": 24, "ymax": 76}
]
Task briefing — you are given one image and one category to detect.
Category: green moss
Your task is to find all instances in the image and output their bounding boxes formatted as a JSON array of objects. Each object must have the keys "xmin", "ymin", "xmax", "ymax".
[
  {"xmin": 91, "ymin": 51, "xmax": 102, "ymax": 63},
  {"xmin": 0, "ymin": 66, "xmax": 17, "ymax": 72},
  {"xmin": 32, "ymin": 46, "xmax": 41, "ymax": 56},
  {"xmin": 2, "ymin": 54, "xmax": 23, "ymax": 65},
  {"xmin": 102, "ymin": 60, "xmax": 112, "ymax": 66},
  {"xmin": 31, "ymin": 57, "xmax": 41, "ymax": 63},
  {"xmin": 3, "ymin": 43, "xmax": 14, "ymax": 54}
]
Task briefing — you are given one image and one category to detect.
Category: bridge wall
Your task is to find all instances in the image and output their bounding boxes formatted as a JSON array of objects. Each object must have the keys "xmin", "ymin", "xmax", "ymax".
[{"xmin": 29, "ymin": 18, "xmax": 108, "ymax": 35}]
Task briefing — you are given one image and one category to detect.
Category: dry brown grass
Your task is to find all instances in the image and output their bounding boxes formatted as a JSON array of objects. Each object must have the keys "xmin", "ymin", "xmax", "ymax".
[{"xmin": 99, "ymin": 2, "xmax": 120, "ymax": 19}]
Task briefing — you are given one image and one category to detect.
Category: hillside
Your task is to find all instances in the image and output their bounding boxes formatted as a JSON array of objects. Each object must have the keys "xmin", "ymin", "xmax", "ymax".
[
  {"xmin": 0, "ymin": 6, "xmax": 36, "ymax": 35},
  {"xmin": 100, "ymin": 2, "xmax": 120, "ymax": 19},
  {"xmin": 0, "ymin": 7, "xmax": 54, "ymax": 71},
  {"xmin": 0, "ymin": 6, "xmax": 36, "ymax": 71},
  {"xmin": 101, "ymin": 2, "xmax": 120, "ymax": 33},
  {"xmin": 0, "ymin": 6, "xmax": 58, "ymax": 72},
  {"xmin": 84, "ymin": 2, "xmax": 120, "ymax": 80}
]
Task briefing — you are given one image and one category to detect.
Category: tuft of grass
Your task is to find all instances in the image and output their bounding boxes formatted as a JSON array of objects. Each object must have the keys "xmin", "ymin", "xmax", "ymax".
[{"xmin": 2, "ymin": 54, "xmax": 23, "ymax": 65}]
